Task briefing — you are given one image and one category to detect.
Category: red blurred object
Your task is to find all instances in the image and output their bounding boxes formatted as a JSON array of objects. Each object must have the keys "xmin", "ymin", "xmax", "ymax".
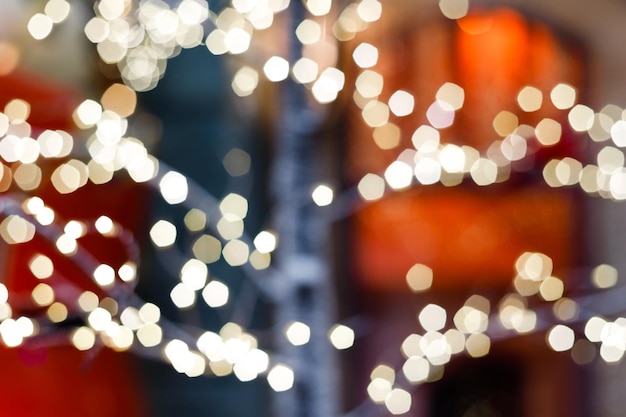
[
  {"xmin": 0, "ymin": 71, "xmax": 149, "ymax": 416},
  {"xmin": 347, "ymin": 8, "xmax": 583, "ymax": 291},
  {"xmin": 0, "ymin": 71, "xmax": 79, "ymax": 130},
  {"xmin": 352, "ymin": 186, "xmax": 575, "ymax": 291}
]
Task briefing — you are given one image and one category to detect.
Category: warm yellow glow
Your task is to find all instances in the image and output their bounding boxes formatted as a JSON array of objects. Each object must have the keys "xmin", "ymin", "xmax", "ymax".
[
  {"xmin": 137, "ymin": 323, "xmax": 163, "ymax": 347},
  {"xmin": 118, "ymin": 262, "xmax": 137, "ymax": 282},
  {"xmin": 568, "ymin": 104, "xmax": 594, "ymax": 132},
  {"xmin": 217, "ymin": 216, "xmax": 244, "ymax": 240},
  {"xmin": 418, "ymin": 304, "xmax": 447, "ymax": 332},
  {"xmin": 0, "ymin": 215, "xmax": 36, "ymax": 244},
  {"xmin": 75, "ymin": 99, "xmax": 103, "ymax": 127},
  {"xmin": 454, "ymin": 306, "xmax": 488, "ymax": 334},
  {"xmin": 97, "ymin": 0, "xmax": 126, "ymax": 20},
  {"xmin": 64, "ymin": 220, "xmax": 86, "ymax": 239},
  {"xmin": 421, "ymin": 331, "xmax": 451, "ymax": 365},
  {"xmin": 385, "ymin": 388, "xmax": 412, "ymax": 415},
  {"xmin": 539, "ymin": 276, "xmax": 564, "ymax": 301},
  {"xmin": 263, "ymin": 56, "xmax": 290, "ymax": 82},
  {"xmin": 412, "ymin": 125, "xmax": 440, "ymax": 153},
  {"xmin": 56, "ymin": 234, "xmax": 78, "ymax": 255},
  {"xmin": 499, "ymin": 297, "xmax": 536, "ymax": 333},
  {"xmin": 328, "ymin": 324, "xmax": 355, "ymax": 349},
  {"xmin": 220, "ymin": 193, "xmax": 248, "ymax": 219},
  {"xmin": 5, "ymin": 99, "xmax": 30, "ymax": 122},
  {"xmin": 160, "ymin": 170, "xmax": 188, "ymax": 205},
  {"xmin": 28, "ymin": 13, "xmax": 54, "ymax": 40},
  {"xmin": 0, "ymin": 42, "xmax": 20, "ymax": 76},
  {"xmin": 439, "ymin": 0, "xmax": 469, "ymax": 19},
  {"xmin": 470, "ymin": 158, "xmax": 498, "ymax": 186},
  {"xmin": 358, "ymin": 173, "xmax": 385, "ymax": 201},
  {"xmin": 101, "ymin": 83, "xmax": 137, "ymax": 118},
  {"xmin": 517, "ymin": 86, "xmax": 543, "ymax": 112},
  {"xmin": 180, "ymin": 259, "xmax": 207, "ymax": 290},
  {"xmin": 13, "ymin": 164, "xmax": 41, "ymax": 191},
  {"xmin": 439, "ymin": 144, "xmax": 465, "ymax": 174},
  {"xmin": 267, "ymin": 364, "xmax": 295, "ymax": 392},
  {"xmin": 202, "ymin": 280, "xmax": 229, "ymax": 308},
  {"xmin": 535, "ymin": 118, "xmax": 562, "ymax": 146},
  {"xmin": 222, "ymin": 239, "xmax": 249, "ymax": 266},
  {"xmin": 584, "ymin": 316, "xmax": 606, "ymax": 343},
  {"xmin": 32, "ymin": 283, "xmax": 54, "ymax": 307},
  {"xmin": 465, "ymin": 333, "xmax": 490, "ymax": 358},
  {"xmin": 296, "ymin": 19, "xmax": 322, "ymax": 45},
  {"xmin": 388, "ymin": 91, "xmax": 414, "ymax": 117},
  {"xmin": 87, "ymin": 307, "xmax": 112, "ymax": 331},
  {"xmin": 436, "ymin": 82, "xmax": 464, "ymax": 111},
  {"xmin": 253, "ymin": 231, "xmax": 277, "ymax": 253},
  {"xmin": 445, "ymin": 328, "xmax": 466, "ymax": 354},
  {"xmin": 427, "ymin": 101, "xmax": 455, "ymax": 129},
  {"xmin": 209, "ymin": 359, "xmax": 234, "ymax": 377},
  {"xmin": 501, "ymin": 134, "xmax": 527, "ymax": 161},
  {"xmin": 515, "ymin": 252, "xmax": 553, "ymax": 281},
  {"xmin": 93, "ymin": 216, "xmax": 114, "ymax": 236},
  {"xmin": 357, "ymin": 0, "xmax": 382, "ymax": 22},
  {"xmin": 84, "ymin": 17, "xmax": 110, "ymax": 43},
  {"xmin": 164, "ymin": 339, "xmax": 194, "ymax": 373},
  {"xmin": 598, "ymin": 146, "xmax": 624, "ymax": 175},
  {"xmin": 285, "ymin": 321, "xmax": 311, "ymax": 346},
  {"xmin": 139, "ymin": 302, "xmax": 161, "ymax": 324},
  {"xmin": 551, "ymin": 83, "xmax": 577, "ymax": 110},
  {"xmin": 384, "ymin": 161, "xmax": 413, "ymax": 190},
  {"xmin": 93, "ymin": 264, "xmax": 116, "ymax": 288},
  {"xmin": 206, "ymin": 29, "xmax": 228, "ymax": 55},
  {"xmin": 367, "ymin": 378, "xmax": 392, "ymax": 403},
  {"xmin": 356, "ymin": 70, "xmax": 384, "ymax": 98},
  {"xmin": 247, "ymin": 7, "xmax": 274, "ymax": 30},
  {"xmin": 0, "ymin": 284, "xmax": 8, "ymax": 305},
  {"xmin": 249, "ymin": 250, "xmax": 271, "ymax": 270},
  {"xmin": 177, "ymin": 0, "xmax": 209, "ymax": 25},
  {"xmin": 372, "ymin": 123, "xmax": 401, "ymax": 150},
  {"xmin": 170, "ymin": 283, "xmax": 196, "ymax": 309},
  {"xmin": 353, "ymin": 42, "xmax": 378, "ymax": 69},
  {"xmin": 553, "ymin": 298, "xmax": 579, "ymax": 322},
  {"xmin": 50, "ymin": 160, "xmax": 89, "ymax": 194},
  {"xmin": 292, "ymin": 58, "xmax": 319, "ymax": 84},
  {"xmin": 592, "ymin": 264, "xmax": 618, "ymax": 289},
  {"xmin": 184, "ymin": 208, "xmax": 206, "ymax": 232},
  {"xmin": 120, "ymin": 307, "xmax": 142, "ymax": 330},
  {"xmin": 611, "ymin": 120, "xmax": 626, "ymax": 147},
  {"xmin": 332, "ymin": 3, "xmax": 367, "ymax": 41},
  {"xmin": 312, "ymin": 68, "xmax": 345, "ymax": 104},
  {"xmin": 44, "ymin": 0, "xmax": 70, "ymax": 23},
  {"xmin": 232, "ymin": 66, "xmax": 259, "ymax": 97},
  {"xmin": 72, "ymin": 327, "xmax": 96, "ymax": 351},
  {"xmin": 47, "ymin": 302, "xmax": 68, "ymax": 323},
  {"xmin": 189, "ymin": 235, "xmax": 220, "ymax": 264},
  {"xmin": 78, "ymin": 291, "xmax": 99, "ymax": 313},
  {"xmin": 150, "ymin": 219, "xmax": 177, "ymax": 248},
  {"xmin": 305, "ymin": 0, "xmax": 331, "ymax": 16},
  {"xmin": 547, "ymin": 325, "xmax": 575, "ymax": 352},
  {"xmin": 402, "ymin": 356, "xmax": 430, "ymax": 384},
  {"xmin": 493, "ymin": 111, "xmax": 519, "ymax": 137},
  {"xmin": 311, "ymin": 184, "xmax": 334, "ymax": 206},
  {"xmin": 29, "ymin": 254, "xmax": 54, "ymax": 279},
  {"xmin": 38, "ymin": 129, "xmax": 73, "ymax": 158}
]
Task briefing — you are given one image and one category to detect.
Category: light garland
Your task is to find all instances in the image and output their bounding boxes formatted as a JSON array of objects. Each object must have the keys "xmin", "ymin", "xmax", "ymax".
[{"xmin": 1, "ymin": 0, "xmax": 625, "ymax": 415}]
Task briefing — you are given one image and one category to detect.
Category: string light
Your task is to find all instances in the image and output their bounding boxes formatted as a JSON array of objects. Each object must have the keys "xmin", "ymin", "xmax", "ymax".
[{"xmin": 7, "ymin": 1, "xmax": 626, "ymax": 415}]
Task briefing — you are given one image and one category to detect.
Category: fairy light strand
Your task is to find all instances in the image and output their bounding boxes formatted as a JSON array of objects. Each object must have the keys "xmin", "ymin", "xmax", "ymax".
[{"xmin": 9, "ymin": 0, "xmax": 626, "ymax": 415}]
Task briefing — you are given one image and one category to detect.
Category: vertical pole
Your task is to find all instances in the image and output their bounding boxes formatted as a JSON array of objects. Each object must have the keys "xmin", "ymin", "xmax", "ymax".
[{"xmin": 269, "ymin": 2, "xmax": 340, "ymax": 417}]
